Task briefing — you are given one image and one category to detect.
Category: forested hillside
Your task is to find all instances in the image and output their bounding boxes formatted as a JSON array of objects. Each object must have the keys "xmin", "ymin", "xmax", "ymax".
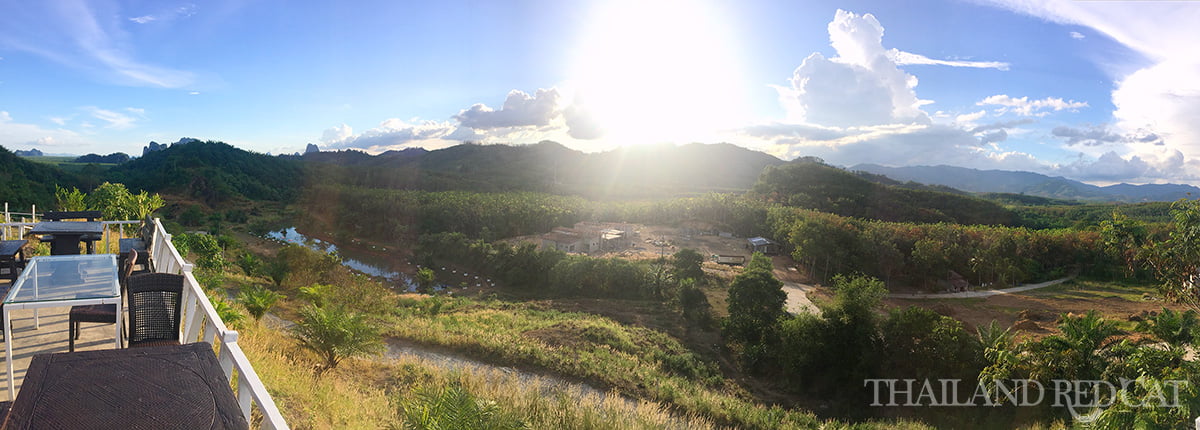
[
  {"xmin": 106, "ymin": 140, "xmax": 304, "ymax": 204},
  {"xmin": 302, "ymin": 141, "xmax": 783, "ymax": 198},
  {"xmin": 753, "ymin": 160, "xmax": 1016, "ymax": 225},
  {"xmin": 0, "ymin": 145, "xmax": 83, "ymax": 209}
]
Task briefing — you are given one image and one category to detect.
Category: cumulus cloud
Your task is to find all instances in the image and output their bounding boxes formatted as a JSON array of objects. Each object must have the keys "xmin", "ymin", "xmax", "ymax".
[
  {"xmin": 1051, "ymin": 125, "xmax": 1162, "ymax": 147},
  {"xmin": 454, "ymin": 88, "xmax": 561, "ymax": 129},
  {"xmin": 978, "ymin": 129, "xmax": 1008, "ymax": 145},
  {"xmin": 977, "ymin": 0, "xmax": 1200, "ymax": 182},
  {"xmin": 887, "ymin": 50, "xmax": 1010, "ymax": 70},
  {"xmin": 774, "ymin": 10, "xmax": 932, "ymax": 127},
  {"xmin": 955, "ymin": 110, "xmax": 987, "ymax": 124},
  {"xmin": 319, "ymin": 119, "xmax": 470, "ymax": 152},
  {"xmin": 562, "ymin": 101, "xmax": 604, "ymax": 140},
  {"xmin": 320, "ymin": 124, "xmax": 353, "ymax": 145},
  {"xmin": 977, "ymin": 95, "xmax": 1088, "ymax": 116},
  {"xmin": 1070, "ymin": 31, "xmax": 1085, "ymax": 40}
]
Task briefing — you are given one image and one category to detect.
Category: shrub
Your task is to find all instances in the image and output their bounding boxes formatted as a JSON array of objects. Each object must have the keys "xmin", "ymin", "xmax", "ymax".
[
  {"xmin": 292, "ymin": 305, "xmax": 384, "ymax": 372},
  {"xmin": 238, "ymin": 284, "xmax": 284, "ymax": 321}
]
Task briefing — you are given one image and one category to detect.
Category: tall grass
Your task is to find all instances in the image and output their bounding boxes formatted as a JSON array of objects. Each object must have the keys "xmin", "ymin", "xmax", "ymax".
[
  {"xmin": 383, "ymin": 296, "xmax": 929, "ymax": 430},
  {"xmin": 236, "ymin": 317, "xmax": 730, "ymax": 429}
]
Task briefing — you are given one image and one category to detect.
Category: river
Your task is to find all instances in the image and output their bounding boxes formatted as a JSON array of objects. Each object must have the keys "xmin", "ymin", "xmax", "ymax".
[{"xmin": 265, "ymin": 227, "xmax": 419, "ymax": 291}]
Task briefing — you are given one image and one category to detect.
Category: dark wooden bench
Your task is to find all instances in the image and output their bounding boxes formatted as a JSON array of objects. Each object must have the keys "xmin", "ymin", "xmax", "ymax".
[
  {"xmin": 42, "ymin": 211, "xmax": 105, "ymax": 248},
  {"xmin": 42, "ymin": 210, "xmax": 103, "ymax": 221},
  {"xmin": 0, "ymin": 240, "xmax": 27, "ymax": 281}
]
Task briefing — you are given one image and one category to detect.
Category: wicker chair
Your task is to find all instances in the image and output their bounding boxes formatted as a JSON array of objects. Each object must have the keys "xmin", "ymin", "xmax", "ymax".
[
  {"xmin": 126, "ymin": 272, "xmax": 184, "ymax": 348},
  {"xmin": 68, "ymin": 249, "xmax": 140, "ymax": 352}
]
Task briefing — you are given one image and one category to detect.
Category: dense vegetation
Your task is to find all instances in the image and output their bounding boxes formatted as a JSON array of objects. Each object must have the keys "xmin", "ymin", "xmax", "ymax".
[
  {"xmin": 73, "ymin": 152, "xmax": 130, "ymax": 164},
  {"xmin": 106, "ymin": 140, "xmax": 303, "ymax": 204},
  {"xmin": 753, "ymin": 160, "xmax": 1016, "ymax": 225},
  {"xmin": 301, "ymin": 141, "xmax": 783, "ymax": 199},
  {"xmin": 0, "ymin": 145, "xmax": 84, "ymax": 209},
  {"xmin": 13, "ymin": 139, "xmax": 1200, "ymax": 428}
]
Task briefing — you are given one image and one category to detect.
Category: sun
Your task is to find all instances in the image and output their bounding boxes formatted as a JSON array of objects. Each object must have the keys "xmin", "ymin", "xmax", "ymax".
[{"xmin": 568, "ymin": 0, "xmax": 749, "ymax": 146}]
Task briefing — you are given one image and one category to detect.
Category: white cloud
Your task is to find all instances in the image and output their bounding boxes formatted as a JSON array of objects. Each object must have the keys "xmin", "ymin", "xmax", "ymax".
[
  {"xmin": 774, "ymin": 10, "xmax": 931, "ymax": 128},
  {"xmin": 1070, "ymin": 31, "xmax": 1085, "ymax": 40},
  {"xmin": 955, "ymin": 110, "xmax": 987, "ymax": 124},
  {"xmin": 320, "ymin": 119, "xmax": 468, "ymax": 152},
  {"xmin": 84, "ymin": 107, "xmax": 139, "ymax": 129},
  {"xmin": 0, "ymin": 110, "xmax": 89, "ymax": 149},
  {"xmin": 887, "ymin": 49, "xmax": 1010, "ymax": 70},
  {"xmin": 1051, "ymin": 125, "xmax": 1161, "ymax": 147},
  {"xmin": 562, "ymin": 101, "xmax": 604, "ymax": 140},
  {"xmin": 976, "ymin": 94, "xmax": 1088, "ymax": 116},
  {"xmin": 454, "ymin": 89, "xmax": 561, "ymax": 129},
  {"xmin": 978, "ymin": 0, "xmax": 1200, "ymax": 182},
  {"xmin": 320, "ymin": 124, "xmax": 353, "ymax": 145},
  {"xmin": 128, "ymin": 4, "xmax": 196, "ymax": 25},
  {"xmin": 0, "ymin": 2, "xmax": 195, "ymax": 88}
]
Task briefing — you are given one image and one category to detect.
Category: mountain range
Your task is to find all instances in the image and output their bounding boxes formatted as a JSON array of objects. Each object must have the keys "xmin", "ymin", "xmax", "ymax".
[{"xmin": 851, "ymin": 164, "xmax": 1200, "ymax": 203}]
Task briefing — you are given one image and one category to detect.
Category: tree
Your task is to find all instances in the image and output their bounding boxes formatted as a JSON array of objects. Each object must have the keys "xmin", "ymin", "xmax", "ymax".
[
  {"xmin": 1136, "ymin": 307, "xmax": 1199, "ymax": 348},
  {"xmin": 235, "ymin": 252, "xmax": 263, "ymax": 277},
  {"xmin": 1148, "ymin": 199, "xmax": 1200, "ymax": 311},
  {"xmin": 415, "ymin": 267, "xmax": 436, "ymax": 294},
  {"xmin": 672, "ymin": 248, "xmax": 705, "ymax": 282},
  {"xmin": 238, "ymin": 285, "xmax": 284, "ymax": 322},
  {"xmin": 54, "ymin": 186, "xmax": 87, "ymax": 211},
  {"xmin": 86, "ymin": 182, "xmax": 135, "ymax": 220},
  {"xmin": 723, "ymin": 253, "xmax": 785, "ymax": 371},
  {"xmin": 1100, "ymin": 209, "xmax": 1148, "ymax": 278},
  {"xmin": 291, "ymin": 305, "xmax": 384, "ymax": 372}
]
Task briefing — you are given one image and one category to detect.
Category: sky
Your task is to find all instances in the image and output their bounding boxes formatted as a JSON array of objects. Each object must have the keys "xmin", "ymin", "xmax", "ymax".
[{"xmin": 1, "ymin": 0, "xmax": 1198, "ymax": 186}]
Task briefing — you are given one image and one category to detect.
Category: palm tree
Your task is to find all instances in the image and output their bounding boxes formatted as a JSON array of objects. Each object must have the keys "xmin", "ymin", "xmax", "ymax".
[
  {"xmin": 291, "ymin": 305, "xmax": 384, "ymax": 372},
  {"xmin": 237, "ymin": 285, "xmax": 284, "ymax": 322}
]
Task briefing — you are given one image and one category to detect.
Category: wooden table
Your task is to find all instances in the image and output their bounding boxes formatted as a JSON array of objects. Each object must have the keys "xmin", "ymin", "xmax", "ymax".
[
  {"xmin": 27, "ymin": 222, "xmax": 104, "ymax": 255},
  {"xmin": 0, "ymin": 241, "xmax": 24, "ymax": 281},
  {"xmin": 1, "ymin": 343, "xmax": 248, "ymax": 429}
]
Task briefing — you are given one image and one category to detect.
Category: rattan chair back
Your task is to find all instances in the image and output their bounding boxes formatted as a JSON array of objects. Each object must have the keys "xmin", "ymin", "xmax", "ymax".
[{"xmin": 126, "ymin": 272, "xmax": 184, "ymax": 347}]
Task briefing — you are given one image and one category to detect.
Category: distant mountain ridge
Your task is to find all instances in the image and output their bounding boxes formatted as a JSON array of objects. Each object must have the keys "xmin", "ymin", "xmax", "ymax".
[
  {"xmin": 851, "ymin": 164, "xmax": 1200, "ymax": 202},
  {"xmin": 300, "ymin": 141, "xmax": 785, "ymax": 198}
]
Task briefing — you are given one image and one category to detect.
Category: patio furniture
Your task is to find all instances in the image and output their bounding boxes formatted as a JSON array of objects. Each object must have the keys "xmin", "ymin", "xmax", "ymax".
[
  {"xmin": 40, "ymin": 211, "xmax": 102, "ymax": 222},
  {"xmin": 1, "ymin": 344, "xmax": 248, "ymax": 429},
  {"xmin": 125, "ymin": 272, "xmax": 184, "ymax": 348},
  {"xmin": 3, "ymin": 254, "xmax": 122, "ymax": 399},
  {"xmin": 27, "ymin": 222, "xmax": 104, "ymax": 255},
  {"xmin": 119, "ymin": 215, "xmax": 155, "ymax": 271},
  {"xmin": 67, "ymin": 249, "xmax": 140, "ymax": 352},
  {"xmin": 0, "ymin": 241, "xmax": 25, "ymax": 282}
]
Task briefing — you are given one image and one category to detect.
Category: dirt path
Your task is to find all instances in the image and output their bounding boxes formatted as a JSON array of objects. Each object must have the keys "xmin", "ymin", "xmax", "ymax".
[
  {"xmin": 781, "ymin": 282, "xmax": 820, "ymax": 315},
  {"xmin": 887, "ymin": 277, "xmax": 1072, "ymax": 299}
]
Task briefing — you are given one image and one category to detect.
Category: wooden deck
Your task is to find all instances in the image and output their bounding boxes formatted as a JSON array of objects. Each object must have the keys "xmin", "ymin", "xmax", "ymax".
[{"xmin": 0, "ymin": 278, "xmax": 119, "ymax": 400}]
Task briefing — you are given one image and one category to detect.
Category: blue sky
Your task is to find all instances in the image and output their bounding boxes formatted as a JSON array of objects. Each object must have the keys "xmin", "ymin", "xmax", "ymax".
[{"xmin": 1, "ymin": 0, "xmax": 1198, "ymax": 185}]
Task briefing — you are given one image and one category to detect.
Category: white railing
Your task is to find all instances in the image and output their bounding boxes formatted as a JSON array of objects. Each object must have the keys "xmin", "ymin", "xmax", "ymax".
[{"xmin": 148, "ymin": 218, "xmax": 289, "ymax": 429}]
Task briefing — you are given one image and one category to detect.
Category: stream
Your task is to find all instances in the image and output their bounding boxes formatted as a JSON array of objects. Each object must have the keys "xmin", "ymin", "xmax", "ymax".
[{"xmin": 265, "ymin": 227, "xmax": 418, "ymax": 290}]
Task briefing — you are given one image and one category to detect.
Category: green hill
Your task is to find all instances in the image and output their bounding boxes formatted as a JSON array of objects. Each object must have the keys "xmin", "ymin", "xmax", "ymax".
[
  {"xmin": 754, "ymin": 160, "xmax": 1016, "ymax": 225},
  {"xmin": 107, "ymin": 140, "xmax": 303, "ymax": 204},
  {"xmin": 302, "ymin": 141, "xmax": 785, "ymax": 198},
  {"xmin": 0, "ymin": 145, "xmax": 83, "ymax": 209}
]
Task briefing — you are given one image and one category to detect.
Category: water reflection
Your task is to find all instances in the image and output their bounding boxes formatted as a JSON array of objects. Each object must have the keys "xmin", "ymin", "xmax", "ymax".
[{"xmin": 265, "ymin": 227, "xmax": 419, "ymax": 291}]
